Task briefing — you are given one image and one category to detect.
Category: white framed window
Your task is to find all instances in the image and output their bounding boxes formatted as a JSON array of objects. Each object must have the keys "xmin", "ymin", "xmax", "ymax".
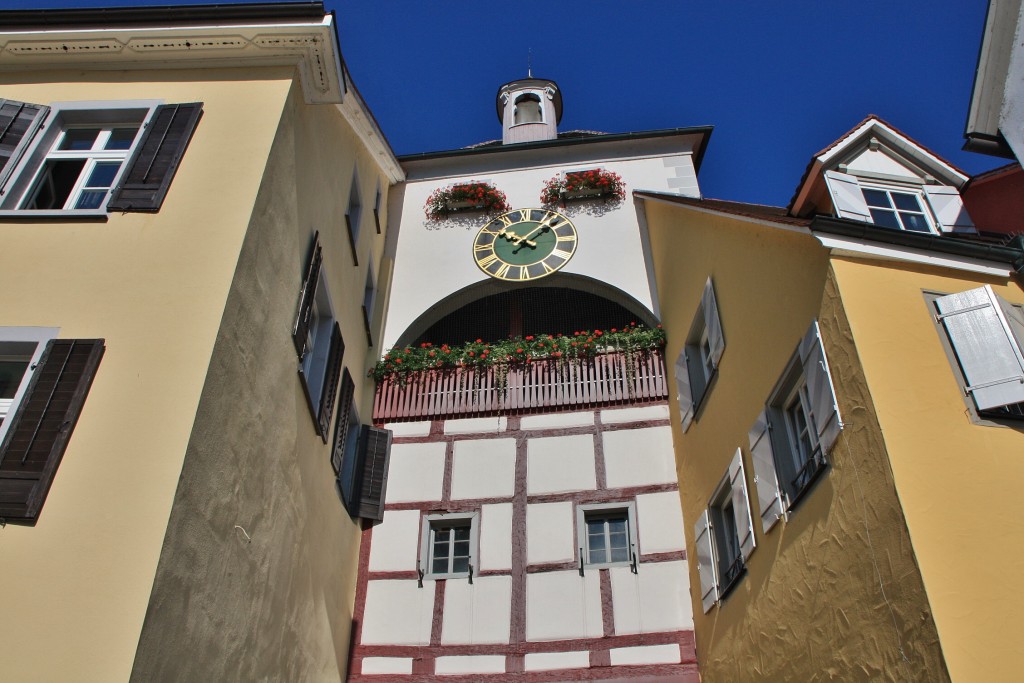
[
  {"xmin": 345, "ymin": 169, "xmax": 362, "ymax": 265},
  {"xmin": 749, "ymin": 321, "xmax": 842, "ymax": 534},
  {"xmin": 823, "ymin": 169, "xmax": 974, "ymax": 234},
  {"xmin": 421, "ymin": 512, "xmax": 479, "ymax": 579},
  {"xmin": 362, "ymin": 257, "xmax": 376, "ymax": 346},
  {"xmin": 694, "ymin": 448, "xmax": 755, "ymax": 613},
  {"xmin": 676, "ymin": 276, "xmax": 724, "ymax": 432},
  {"xmin": 576, "ymin": 501, "xmax": 638, "ymax": 569},
  {"xmin": 930, "ymin": 286, "xmax": 1024, "ymax": 421}
]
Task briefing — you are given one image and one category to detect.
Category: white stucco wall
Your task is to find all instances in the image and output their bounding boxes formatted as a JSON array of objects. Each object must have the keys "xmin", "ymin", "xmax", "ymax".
[
  {"xmin": 527, "ymin": 501, "xmax": 576, "ymax": 565},
  {"xmin": 385, "ymin": 441, "xmax": 446, "ymax": 503},
  {"xmin": 526, "ymin": 570, "xmax": 604, "ymax": 641},
  {"xmin": 527, "ymin": 434, "xmax": 596, "ymax": 494},
  {"xmin": 451, "ymin": 437, "xmax": 516, "ymax": 499},
  {"xmin": 382, "ymin": 140, "xmax": 702, "ymax": 349},
  {"xmin": 603, "ymin": 425, "xmax": 677, "ymax": 488},
  {"xmin": 609, "ymin": 561, "xmax": 693, "ymax": 634},
  {"xmin": 361, "ymin": 579, "xmax": 435, "ymax": 645},
  {"xmin": 441, "ymin": 576, "xmax": 513, "ymax": 644}
]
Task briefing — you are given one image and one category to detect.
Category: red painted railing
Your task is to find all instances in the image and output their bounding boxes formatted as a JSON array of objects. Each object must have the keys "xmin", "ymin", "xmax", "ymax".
[{"xmin": 373, "ymin": 350, "xmax": 668, "ymax": 422}]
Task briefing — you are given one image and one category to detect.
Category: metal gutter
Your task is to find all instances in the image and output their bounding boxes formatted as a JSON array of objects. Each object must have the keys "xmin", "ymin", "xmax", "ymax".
[
  {"xmin": 810, "ymin": 216, "xmax": 1024, "ymax": 272},
  {"xmin": 398, "ymin": 126, "xmax": 715, "ymax": 173},
  {"xmin": 0, "ymin": 2, "xmax": 326, "ymax": 27}
]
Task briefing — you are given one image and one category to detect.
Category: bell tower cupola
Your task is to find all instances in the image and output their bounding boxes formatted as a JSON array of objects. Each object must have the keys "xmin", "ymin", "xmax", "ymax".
[{"xmin": 497, "ymin": 77, "xmax": 562, "ymax": 145}]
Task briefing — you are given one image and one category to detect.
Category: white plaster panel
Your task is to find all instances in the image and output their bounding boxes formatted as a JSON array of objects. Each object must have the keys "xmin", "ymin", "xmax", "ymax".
[
  {"xmin": 384, "ymin": 420, "xmax": 432, "ymax": 437},
  {"xmin": 520, "ymin": 411, "xmax": 595, "ymax": 430},
  {"xmin": 609, "ymin": 644, "xmax": 681, "ymax": 666},
  {"xmin": 361, "ymin": 580, "xmax": 434, "ymax": 645},
  {"xmin": 525, "ymin": 570, "xmax": 603, "ymax": 641},
  {"xmin": 609, "ymin": 561, "xmax": 692, "ymax": 635},
  {"xmin": 435, "ymin": 655, "xmax": 507, "ymax": 675},
  {"xmin": 368, "ymin": 509, "xmax": 421, "ymax": 572},
  {"xmin": 360, "ymin": 657, "xmax": 414, "ymax": 674},
  {"xmin": 385, "ymin": 441, "xmax": 446, "ymax": 503},
  {"xmin": 450, "ymin": 438, "xmax": 516, "ymax": 500},
  {"xmin": 600, "ymin": 404, "xmax": 669, "ymax": 424},
  {"xmin": 603, "ymin": 426, "xmax": 676, "ymax": 488},
  {"xmin": 526, "ymin": 502, "xmax": 575, "ymax": 565},
  {"xmin": 846, "ymin": 147, "xmax": 921, "ymax": 180},
  {"xmin": 444, "ymin": 416, "xmax": 507, "ymax": 434},
  {"xmin": 636, "ymin": 491, "xmax": 686, "ymax": 555},
  {"xmin": 524, "ymin": 651, "xmax": 591, "ymax": 671},
  {"xmin": 441, "ymin": 575, "xmax": 512, "ymax": 644},
  {"xmin": 526, "ymin": 434, "xmax": 596, "ymax": 495},
  {"xmin": 480, "ymin": 503, "xmax": 513, "ymax": 571}
]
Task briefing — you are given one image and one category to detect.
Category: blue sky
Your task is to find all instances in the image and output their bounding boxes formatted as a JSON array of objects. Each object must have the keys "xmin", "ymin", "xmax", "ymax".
[{"xmin": 11, "ymin": 0, "xmax": 1004, "ymax": 206}]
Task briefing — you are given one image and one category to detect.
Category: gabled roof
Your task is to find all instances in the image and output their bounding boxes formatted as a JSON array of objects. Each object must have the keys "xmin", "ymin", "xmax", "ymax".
[{"xmin": 788, "ymin": 115, "xmax": 969, "ymax": 216}]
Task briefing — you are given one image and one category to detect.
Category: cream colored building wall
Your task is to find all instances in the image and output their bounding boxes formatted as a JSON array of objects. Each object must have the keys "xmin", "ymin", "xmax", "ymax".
[
  {"xmin": 0, "ymin": 67, "xmax": 293, "ymax": 683},
  {"xmin": 830, "ymin": 258, "xmax": 1024, "ymax": 683},
  {"xmin": 644, "ymin": 201, "xmax": 948, "ymax": 682},
  {"xmin": 128, "ymin": 80, "xmax": 393, "ymax": 681}
]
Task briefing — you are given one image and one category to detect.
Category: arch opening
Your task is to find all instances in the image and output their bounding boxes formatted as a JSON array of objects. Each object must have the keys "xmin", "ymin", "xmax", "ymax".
[{"xmin": 513, "ymin": 94, "xmax": 543, "ymax": 124}]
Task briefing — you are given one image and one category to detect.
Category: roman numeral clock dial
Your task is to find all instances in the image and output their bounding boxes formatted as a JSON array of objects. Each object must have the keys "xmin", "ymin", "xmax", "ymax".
[{"xmin": 472, "ymin": 208, "xmax": 578, "ymax": 281}]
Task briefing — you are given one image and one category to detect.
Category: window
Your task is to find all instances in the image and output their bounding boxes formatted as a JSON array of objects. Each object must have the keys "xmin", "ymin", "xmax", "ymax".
[
  {"xmin": 421, "ymin": 512, "xmax": 479, "ymax": 579},
  {"xmin": 331, "ymin": 371, "xmax": 392, "ymax": 521},
  {"xmin": 576, "ymin": 502, "xmax": 638, "ymax": 569},
  {"xmin": 694, "ymin": 448, "xmax": 755, "ymax": 613},
  {"xmin": 823, "ymin": 169, "xmax": 974, "ymax": 234},
  {"xmin": 372, "ymin": 185, "xmax": 382, "ymax": 235},
  {"xmin": 345, "ymin": 171, "xmax": 362, "ymax": 266},
  {"xmin": 362, "ymin": 259, "xmax": 376, "ymax": 346},
  {"xmin": 675, "ymin": 276, "xmax": 724, "ymax": 431},
  {"xmin": 0, "ymin": 330, "xmax": 104, "ymax": 525},
  {"xmin": 931, "ymin": 285, "xmax": 1024, "ymax": 420},
  {"xmin": 0, "ymin": 99, "xmax": 201, "ymax": 215},
  {"xmin": 513, "ymin": 94, "xmax": 543, "ymax": 124},
  {"xmin": 748, "ymin": 321, "xmax": 842, "ymax": 534},
  {"xmin": 293, "ymin": 232, "xmax": 345, "ymax": 441}
]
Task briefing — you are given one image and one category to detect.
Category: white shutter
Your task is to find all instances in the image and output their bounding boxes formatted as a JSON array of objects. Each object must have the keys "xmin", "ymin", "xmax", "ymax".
[
  {"xmin": 935, "ymin": 286, "xmax": 1024, "ymax": 411},
  {"xmin": 702, "ymin": 276, "xmax": 725, "ymax": 368},
  {"xmin": 728, "ymin": 447, "xmax": 756, "ymax": 561},
  {"xmin": 694, "ymin": 509, "xmax": 718, "ymax": 613},
  {"xmin": 748, "ymin": 408, "xmax": 783, "ymax": 533},
  {"xmin": 923, "ymin": 185, "xmax": 974, "ymax": 233},
  {"xmin": 824, "ymin": 170, "xmax": 871, "ymax": 222},
  {"xmin": 675, "ymin": 346, "xmax": 694, "ymax": 432},
  {"xmin": 799, "ymin": 321, "xmax": 843, "ymax": 456}
]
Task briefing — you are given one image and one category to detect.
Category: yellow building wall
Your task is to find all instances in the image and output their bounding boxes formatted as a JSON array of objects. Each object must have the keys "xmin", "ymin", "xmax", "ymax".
[
  {"xmin": 645, "ymin": 201, "xmax": 948, "ymax": 682},
  {"xmin": 128, "ymin": 81, "xmax": 392, "ymax": 681},
  {"xmin": 0, "ymin": 68, "xmax": 294, "ymax": 682},
  {"xmin": 831, "ymin": 258, "xmax": 1024, "ymax": 683}
]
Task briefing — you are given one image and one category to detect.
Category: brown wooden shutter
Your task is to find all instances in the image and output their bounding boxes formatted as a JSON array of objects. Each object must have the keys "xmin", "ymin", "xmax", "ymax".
[
  {"xmin": 0, "ymin": 339, "xmax": 104, "ymax": 525},
  {"xmin": 292, "ymin": 231, "xmax": 322, "ymax": 357},
  {"xmin": 316, "ymin": 323, "xmax": 345, "ymax": 442},
  {"xmin": 331, "ymin": 370, "xmax": 355, "ymax": 475},
  {"xmin": 356, "ymin": 425, "xmax": 392, "ymax": 521},
  {"xmin": 107, "ymin": 102, "xmax": 202, "ymax": 212},
  {"xmin": 0, "ymin": 99, "xmax": 48, "ymax": 192}
]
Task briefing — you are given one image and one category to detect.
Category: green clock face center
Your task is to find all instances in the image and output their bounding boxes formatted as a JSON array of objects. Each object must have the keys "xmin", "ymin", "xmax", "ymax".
[{"xmin": 493, "ymin": 222, "xmax": 557, "ymax": 265}]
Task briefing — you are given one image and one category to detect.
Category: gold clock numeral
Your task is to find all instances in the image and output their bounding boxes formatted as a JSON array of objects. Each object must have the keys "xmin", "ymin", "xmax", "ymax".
[
  {"xmin": 518, "ymin": 209, "xmax": 532, "ymax": 223},
  {"xmin": 556, "ymin": 234, "xmax": 575, "ymax": 243},
  {"xmin": 478, "ymin": 253, "xmax": 500, "ymax": 269},
  {"xmin": 552, "ymin": 248, "xmax": 574, "ymax": 261},
  {"xmin": 516, "ymin": 266, "xmax": 531, "ymax": 280},
  {"xmin": 494, "ymin": 262, "xmax": 511, "ymax": 279},
  {"xmin": 541, "ymin": 261, "xmax": 556, "ymax": 275},
  {"xmin": 498, "ymin": 214, "xmax": 515, "ymax": 228},
  {"xmin": 474, "ymin": 243, "xmax": 494, "ymax": 252}
]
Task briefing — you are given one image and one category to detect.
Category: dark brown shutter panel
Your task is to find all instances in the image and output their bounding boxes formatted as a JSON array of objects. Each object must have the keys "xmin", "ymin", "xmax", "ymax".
[
  {"xmin": 0, "ymin": 339, "xmax": 104, "ymax": 525},
  {"xmin": 331, "ymin": 370, "xmax": 355, "ymax": 475},
  {"xmin": 356, "ymin": 425, "xmax": 392, "ymax": 521},
  {"xmin": 316, "ymin": 323, "xmax": 345, "ymax": 442},
  {"xmin": 107, "ymin": 102, "xmax": 202, "ymax": 212},
  {"xmin": 0, "ymin": 99, "xmax": 48, "ymax": 191},
  {"xmin": 292, "ymin": 232, "xmax": 322, "ymax": 357}
]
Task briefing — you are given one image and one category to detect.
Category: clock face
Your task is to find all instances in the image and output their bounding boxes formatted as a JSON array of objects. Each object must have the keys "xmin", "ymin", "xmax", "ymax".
[{"xmin": 472, "ymin": 208, "xmax": 578, "ymax": 281}]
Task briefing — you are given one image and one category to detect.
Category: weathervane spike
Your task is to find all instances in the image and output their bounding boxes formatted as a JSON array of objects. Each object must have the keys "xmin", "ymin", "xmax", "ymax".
[{"xmin": 528, "ymin": 48, "xmax": 532, "ymax": 78}]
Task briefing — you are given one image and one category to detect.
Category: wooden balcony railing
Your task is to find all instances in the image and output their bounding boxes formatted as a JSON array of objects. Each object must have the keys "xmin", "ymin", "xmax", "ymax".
[{"xmin": 373, "ymin": 350, "xmax": 668, "ymax": 422}]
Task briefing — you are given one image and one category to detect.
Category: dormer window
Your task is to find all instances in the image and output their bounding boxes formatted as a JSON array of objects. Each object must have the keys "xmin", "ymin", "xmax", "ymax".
[
  {"xmin": 823, "ymin": 170, "xmax": 974, "ymax": 235},
  {"xmin": 513, "ymin": 94, "xmax": 542, "ymax": 124}
]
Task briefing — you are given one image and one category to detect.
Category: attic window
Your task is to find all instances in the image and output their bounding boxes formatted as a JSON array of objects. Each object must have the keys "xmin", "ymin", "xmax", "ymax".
[
  {"xmin": 861, "ymin": 187, "xmax": 932, "ymax": 233},
  {"xmin": 513, "ymin": 94, "xmax": 542, "ymax": 124}
]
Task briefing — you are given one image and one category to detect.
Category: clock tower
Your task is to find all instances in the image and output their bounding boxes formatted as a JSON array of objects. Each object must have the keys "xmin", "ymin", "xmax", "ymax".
[{"xmin": 497, "ymin": 77, "xmax": 562, "ymax": 144}]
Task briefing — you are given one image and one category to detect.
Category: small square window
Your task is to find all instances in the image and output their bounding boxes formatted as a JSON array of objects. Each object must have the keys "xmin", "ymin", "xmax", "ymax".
[
  {"xmin": 421, "ymin": 512, "xmax": 479, "ymax": 579},
  {"xmin": 576, "ymin": 502, "xmax": 638, "ymax": 569}
]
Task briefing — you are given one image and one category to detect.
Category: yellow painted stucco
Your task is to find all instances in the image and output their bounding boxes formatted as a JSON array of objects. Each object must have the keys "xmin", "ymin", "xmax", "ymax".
[
  {"xmin": 645, "ymin": 200, "xmax": 951, "ymax": 682},
  {"xmin": 831, "ymin": 258, "xmax": 1024, "ymax": 682},
  {"xmin": 0, "ymin": 65, "xmax": 393, "ymax": 682}
]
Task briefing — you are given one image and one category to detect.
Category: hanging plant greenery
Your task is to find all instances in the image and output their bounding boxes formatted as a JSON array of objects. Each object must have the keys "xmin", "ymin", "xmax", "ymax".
[
  {"xmin": 540, "ymin": 168, "xmax": 626, "ymax": 205},
  {"xmin": 425, "ymin": 181, "xmax": 509, "ymax": 221},
  {"xmin": 371, "ymin": 323, "xmax": 665, "ymax": 383}
]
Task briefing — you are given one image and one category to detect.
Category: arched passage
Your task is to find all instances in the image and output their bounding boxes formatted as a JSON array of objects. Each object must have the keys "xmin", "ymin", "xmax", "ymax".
[{"xmin": 391, "ymin": 273, "xmax": 659, "ymax": 349}]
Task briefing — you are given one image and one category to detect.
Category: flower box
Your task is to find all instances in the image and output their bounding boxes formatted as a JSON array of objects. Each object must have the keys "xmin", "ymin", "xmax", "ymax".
[
  {"xmin": 425, "ymin": 182, "xmax": 509, "ymax": 221},
  {"xmin": 541, "ymin": 169, "xmax": 626, "ymax": 206}
]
